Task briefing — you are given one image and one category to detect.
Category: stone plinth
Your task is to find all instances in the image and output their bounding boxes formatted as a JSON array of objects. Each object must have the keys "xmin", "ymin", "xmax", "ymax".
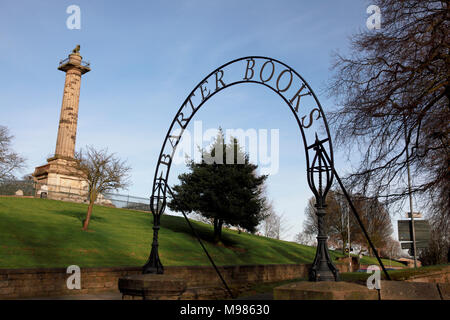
[
  {"xmin": 118, "ymin": 274, "xmax": 187, "ymax": 300},
  {"xmin": 438, "ymin": 283, "xmax": 450, "ymax": 300},
  {"xmin": 34, "ymin": 157, "xmax": 84, "ymax": 184},
  {"xmin": 379, "ymin": 280, "xmax": 441, "ymax": 300},
  {"xmin": 33, "ymin": 156, "xmax": 87, "ymax": 202},
  {"xmin": 273, "ymin": 281, "xmax": 378, "ymax": 300}
]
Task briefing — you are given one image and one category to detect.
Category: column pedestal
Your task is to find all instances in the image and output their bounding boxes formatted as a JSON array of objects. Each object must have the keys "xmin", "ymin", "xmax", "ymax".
[
  {"xmin": 118, "ymin": 274, "xmax": 187, "ymax": 300},
  {"xmin": 33, "ymin": 156, "xmax": 87, "ymax": 202},
  {"xmin": 274, "ymin": 281, "xmax": 378, "ymax": 300}
]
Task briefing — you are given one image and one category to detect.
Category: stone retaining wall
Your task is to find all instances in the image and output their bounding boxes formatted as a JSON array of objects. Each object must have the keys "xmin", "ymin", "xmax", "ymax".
[
  {"xmin": 1, "ymin": 264, "xmax": 353, "ymax": 299},
  {"xmin": 0, "ymin": 266, "xmax": 141, "ymax": 299},
  {"xmin": 405, "ymin": 266, "xmax": 450, "ymax": 283}
]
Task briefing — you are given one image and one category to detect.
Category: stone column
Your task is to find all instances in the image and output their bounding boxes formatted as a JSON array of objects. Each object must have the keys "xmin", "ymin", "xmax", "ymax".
[
  {"xmin": 55, "ymin": 49, "xmax": 90, "ymax": 159},
  {"xmin": 32, "ymin": 46, "xmax": 90, "ymax": 201}
]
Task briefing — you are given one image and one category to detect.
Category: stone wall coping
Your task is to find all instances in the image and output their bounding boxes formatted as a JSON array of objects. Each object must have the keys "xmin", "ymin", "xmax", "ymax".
[
  {"xmin": 0, "ymin": 263, "xmax": 308, "ymax": 275},
  {"xmin": 0, "ymin": 266, "xmax": 141, "ymax": 275}
]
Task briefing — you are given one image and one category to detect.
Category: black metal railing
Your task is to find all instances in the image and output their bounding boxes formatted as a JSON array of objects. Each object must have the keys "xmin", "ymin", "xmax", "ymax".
[
  {"xmin": 59, "ymin": 58, "xmax": 69, "ymax": 66},
  {"xmin": 0, "ymin": 180, "xmax": 149, "ymax": 212},
  {"xmin": 58, "ymin": 58, "xmax": 90, "ymax": 68}
]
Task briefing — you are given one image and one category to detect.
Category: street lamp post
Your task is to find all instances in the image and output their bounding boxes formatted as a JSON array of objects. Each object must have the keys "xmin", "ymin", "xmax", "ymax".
[
  {"xmin": 403, "ymin": 116, "xmax": 417, "ymax": 268},
  {"xmin": 142, "ymin": 194, "xmax": 164, "ymax": 274},
  {"xmin": 347, "ymin": 207, "xmax": 351, "ymax": 271}
]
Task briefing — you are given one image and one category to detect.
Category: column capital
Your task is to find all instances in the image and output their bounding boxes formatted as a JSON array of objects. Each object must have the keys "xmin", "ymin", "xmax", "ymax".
[{"xmin": 58, "ymin": 50, "xmax": 90, "ymax": 74}]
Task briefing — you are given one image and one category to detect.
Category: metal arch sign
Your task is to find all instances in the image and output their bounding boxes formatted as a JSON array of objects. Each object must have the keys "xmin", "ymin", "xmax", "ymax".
[
  {"xmin": 150, "ymin": 56, "xmax": 334, "ymax": 217},
  {"xmin": 144, "ymin": 56, "xmax": 338, "ymax": 279}
]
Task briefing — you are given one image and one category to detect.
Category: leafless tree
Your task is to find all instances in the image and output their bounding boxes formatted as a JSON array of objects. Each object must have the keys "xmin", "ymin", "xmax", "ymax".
[
  {"xmin": 0, "ymin": 126, "xmax": 25, "ymax": 181},
  {"xmin": 294, "ymin": 232, "xmax": 316, "ymax": 247},
  {"xmin": 328, "ymin": 0, "xmax": 449, "ymax": 259},
  {"xmin": 352, "ymin": 195, "xmax": 394, "ymax": 256},
  {"xmin": 419, "ymin": 223, "xmax": 450, "ymax": 265},
  {"xmin": 75, "ymin": 146, "xmax": 131, "ymax": 230},
  {"xmin": 380, "ymin": 237, "xmax": 402, "ymax": 260},
  {"xmin": 303, "ymin": 191, "xmax": 393, "ymax": 255},
  {"xmin": 303, "ymin": 191, "xmax": 359, "ymax": 252},
  {"xmin": 260, "ymin": 201, "xmax": 291, "ymax": 240}
]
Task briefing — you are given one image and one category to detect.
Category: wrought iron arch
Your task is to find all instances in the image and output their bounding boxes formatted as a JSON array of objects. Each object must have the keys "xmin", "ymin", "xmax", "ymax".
[{"xmin": 144, "ymin": 56, "xmax": 337, "ymax": 281}]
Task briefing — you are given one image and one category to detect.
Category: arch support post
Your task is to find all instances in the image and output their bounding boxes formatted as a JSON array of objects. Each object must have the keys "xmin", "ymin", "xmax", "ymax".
[
  {"xmin": 143, "ymin": 214, "xmax": 164, "ymax": 274},
  {"xmin": 307, "ymin": 136, "xmax": 339, "ymax": 281},
  {"xmin": 309, "ymin": 205, "xmax": 339, "ymax": 281}
]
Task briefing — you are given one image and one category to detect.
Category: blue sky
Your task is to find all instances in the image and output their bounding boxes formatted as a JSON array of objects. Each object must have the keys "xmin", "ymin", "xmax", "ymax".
[{"xmin": 0, "ymin": 1, "xmax": 382, "ymax": 240}]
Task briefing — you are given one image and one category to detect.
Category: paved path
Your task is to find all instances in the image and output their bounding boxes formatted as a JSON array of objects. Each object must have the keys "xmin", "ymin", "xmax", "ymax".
[
  {"xmin": 22, "ymin": 291, "xmax": 273, "ymax": 300},
  {"xmin": 236, "ymin": 292, "xmax": 273, "ymax": 300},
  {"xmin": 22, "ymin": 292, "xmax": 122, "ymax": 300}
]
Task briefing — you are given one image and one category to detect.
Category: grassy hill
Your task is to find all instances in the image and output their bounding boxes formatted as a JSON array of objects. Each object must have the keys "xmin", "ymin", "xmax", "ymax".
[{"xmin": 0, "ymin": 197, "xmax": 402, "ymax": 269}]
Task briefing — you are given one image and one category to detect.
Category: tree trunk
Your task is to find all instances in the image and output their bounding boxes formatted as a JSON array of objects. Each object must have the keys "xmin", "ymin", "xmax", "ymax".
[
  {"xmin": 213, "ymin": 218, "xmax": 223, "ymax": 243},
  {"xmin": 367, "ymin": 243, "xmax": 372, "ymax": 257},
  {"xmin": 447, "ymin": 247, "xmax": 450, "ymax": 263},
  {"xmin": 82, "ymin": 201, "xmax": 94, "ymax": 230}
]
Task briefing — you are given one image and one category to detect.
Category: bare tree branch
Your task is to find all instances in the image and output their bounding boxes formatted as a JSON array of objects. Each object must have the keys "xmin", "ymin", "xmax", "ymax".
[
  {"xmin": 74, "ymin": 145, "xmax": 131, "ymax": 230},
  {"xmin": 327, "ymin": 1, "xmax": 449, "ymax": 243},
  {"xmin": 0, "ymin": 126, "xmax": 26, "ymax": 181}
]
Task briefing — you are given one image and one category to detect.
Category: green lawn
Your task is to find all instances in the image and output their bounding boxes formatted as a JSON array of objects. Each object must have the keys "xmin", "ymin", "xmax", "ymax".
[
  {"xmin": 0, "ymin": 197, "xmax": 400, "ymax": 269},
  {"xmin": 340, "ymin": 264, "xmax": 450, "ymax": 284}
]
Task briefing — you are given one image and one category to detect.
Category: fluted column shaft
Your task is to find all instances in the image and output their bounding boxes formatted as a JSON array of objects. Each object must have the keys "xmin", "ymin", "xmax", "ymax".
[{"xmin": 54, "ymin": 52, "xmax": 89, "ymax": 159}]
